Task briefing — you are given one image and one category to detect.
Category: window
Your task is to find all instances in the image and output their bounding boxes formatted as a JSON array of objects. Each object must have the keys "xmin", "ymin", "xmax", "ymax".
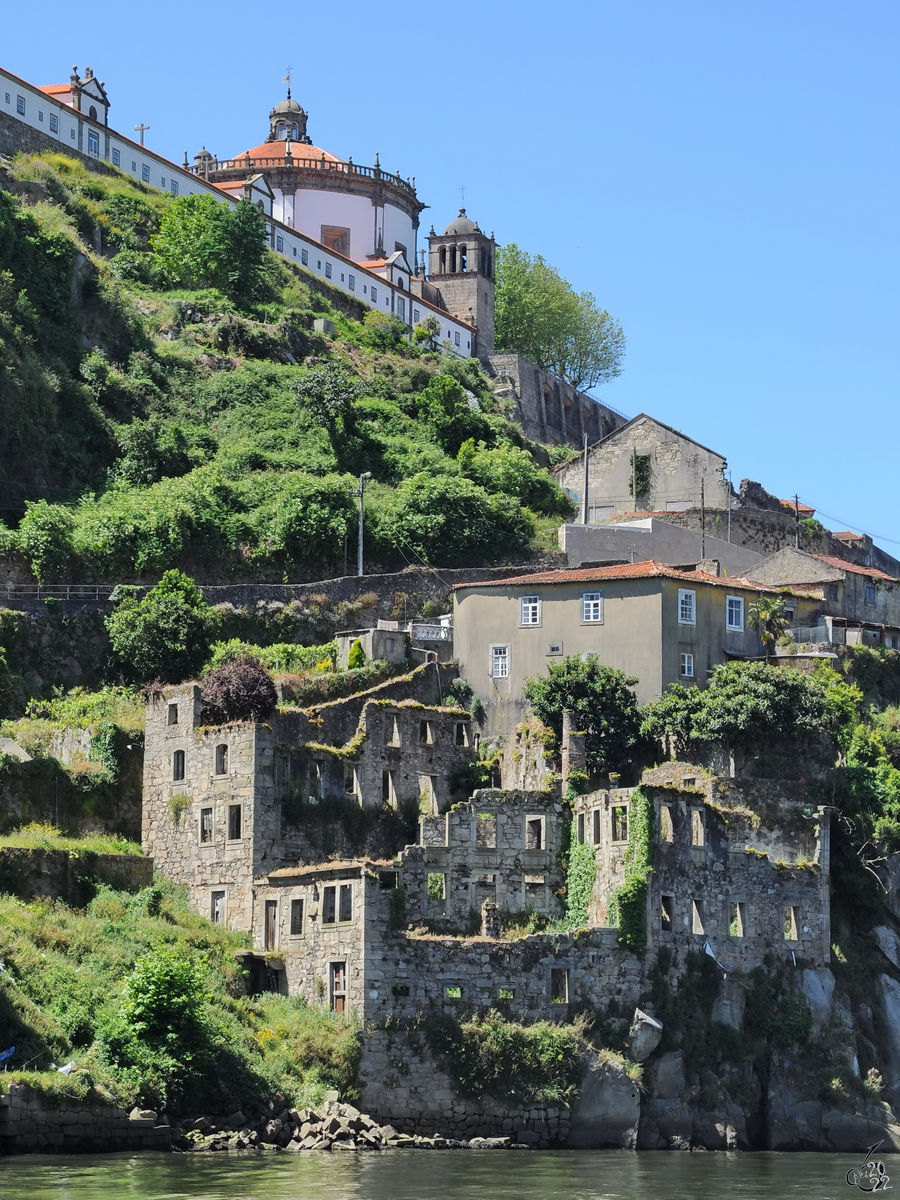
[
  {"xmin": 290, "ymin": 898, "xmax": 304, "ymax": 935},
  {"xmin": 490, "ymin": 645, "xmax": 509, "ymax": 678},
  {"xmin": 264, "ymin": 900, "xmax": 278, "ymax": 950},
  {"xmin": 454, "ymin": 331, "xmax": 460, "ymax": 346},
  {"xmin": 690, "ymin": 809, "xmax": 704, "ymax": 847},
  {"xmin": 611, "ymin": 806, "xmax": 629, "ymax": 842},
  {"xmin": 348, "ymin": 274, "xmax": 355, "ymax": 291},
  {"xmin": 339, "ymin": 884, "xmax": 353, "ymax": 922},
  {"xmin": 661, "ymin": 895, "xmax": 673, "ymax": 932},
  {"xmin": 678, "ymin": 588, "xmax": 696, "ymax": 625},
  {"xmin": 419, "ymin": 719, "xmax": 434, "ymax": 745},
  {"xmin": 783, "ymin": 906, "xmax": 799, "ymax": 941},
  {"xmin": 582, "ymin": 591, "xmax": 603, "ymax": 622},
  {"xmin": 592, "ymin": 809, "xmax": 601, "ymax": 844},
  {"xmin": 50, "ymin": 113, "xmax": 59, "ymax": 133},
  {"xmin": 498, "ymin": 987, "xmax": 515, "ymax": 1000},
  {"xmin": 16, "ymin": 95, "xmax": 25, "ymax": 115},
  {"xmin": 476, "ymin": 815, "xmax": 497, "ymax": 848},
  {"xmin": 160, "ymin": 177, "xmax": 166, "ymax": 188},
  {"xmin": 381, "ymin": 769, "xmax": 395, "ymax": 805},
  {"xmin": 547, "ymin": 641, "xmax": 563, "ymax": 655},
  {"xmin": 413, "ymin": 308, "xmax": 420, "ymax": 323},
  {"xmin": 330, "ymin": 962, "xmax": 347, "ymax": 1012},
  {"xmin": 4, "ymin": 94, "xmax": 9, "ymax": 105},
  {"xmin": 726, "ymin": 595, "xmax": 744, "ymax": 631},
  {"xmin": 200, "ymin": 807, "xmax": 213, "ymax": 843},
  {"xmin": 322, "ymin": 886, "xmax": 336, "ymax": 923},
  {"xmin": 371, "ymin": 286, "xmax": 378, "ymax": 303},
  {"xmin": 692, "ymin": 899, "xmax": 705, "ymax": 935},
  {"xmin": 392, "ymin": 984, "xmax": 410, "ymax": 997},
  {"xmin": 88, "ymin": 105, "xmax": 97, "ymax": 121},
  {"xmin": 866, "ymin": 582, "xmax": 876, "ymax": 605},
  {"xmin": 211, "ymin": 891, "xmax": 225, "ymax": 924},
  {"xmin": 276, "ymin": 234, "xmax": 284, "ymax": 252},
  {"xmin": 321, "ymin": 226, "xmax": 350, "ymax": 254},
  {"xmin": 550, "ymin": 968, "xmax": 569, "ymax": 1004},
  {"xmin": 70, "ymin": 129, "xmax": 76, "ymax": 140},
  {"xmin": 167, "ymin": 703, "xmax": 178, "ymax": 726},
  {"xmin": 131, "ymin": 161, "xmax": 137, "ymax": 171},
  {"xmin": 170, "ymin": 179, "xmax": 178, "ymax": 196},
  {"xmin": 660, "ymin": 805, "xmax": 674, "ymax": 842},
  {"xmin": 397, "ymin": 296, "xmax": 406, "ymax": 321},
  {"xmin": 215, "ymin": 744, "xmax": 228, "ymax": 775},
  {"xmin": 228, "ymin": 804, "xmax": 242, "ymax": 840},
  {"xmin": 730, "ymin": 901, "xmax": 746, "ymax": 938},
  {"xmin": 680, "ymin": 652, "xmax": 695, "ymax": 678},
  {"xmin": 141, "ymin": 164, "xmax": 150, "ymax": 182},
  {"xmin": 520, "ymin": 595, "xmax": 541, "ymax": 625},
  {"xmin": 427, "ymin": 872, "xmax": 445, "ymax": 903},
  {"xmin": 344, "ymin": 765, "xmax": 357, "ymax": 795},
  {"xmin": 301, "ymin": 248, "xmax": 309, "ymax": 265},
  {"xmin": 379, "ymin": 871, "xmax": 398, "ymax": 890},
  {"xmin": 172, "ymin": 750, "xmax": 185, "ymax": 781},
  {"xmin": 446, "ymin": 985, "xmax": 463, "ymax": 1000},
  {"xmin": 325, "ymin": 262, "xmax": 332, "ymax": 279},
  {"xmin": 526, "ymin": 817, "xmax": 544, "ymax": 850},
  {"xmin": 828, "ymin": 584, "xmax": 839, "ymax": 601},
  {"xmin": 111, "ymin": 146, "xmax": 120, "ymax": 165}
]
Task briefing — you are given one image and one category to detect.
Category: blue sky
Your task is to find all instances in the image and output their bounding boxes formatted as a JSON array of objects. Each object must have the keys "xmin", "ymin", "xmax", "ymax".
[{"xmin": 6, "ymin": 2, "xmax": 899, "ymax": 547}]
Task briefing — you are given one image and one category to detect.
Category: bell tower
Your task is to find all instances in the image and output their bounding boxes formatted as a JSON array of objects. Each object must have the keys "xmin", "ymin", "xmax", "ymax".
[{"xmin": 427, "ymin": 209, "xmax": 496, "ymax": 358}]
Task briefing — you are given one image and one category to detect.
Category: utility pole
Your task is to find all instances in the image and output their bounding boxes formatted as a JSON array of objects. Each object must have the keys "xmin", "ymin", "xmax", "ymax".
[
  {"xmin": 700, "ymin": 476, "xmax": 706, "ymax": 560},
  {"xmin": 727, "ymin": 471, "xmax": 732, "ymax": 543},
  {"xmin": 357, "ymin": 472, "xmax": 372, "ymax": 577},
  {"xmin": 794, "ymin": 494, "xmax": 802, "ymax": 549},
  {"xmin": 580, "ymin": 433, "xmax": 589, "ymax": 525},
  {"xmin": 632, "ymin": 450, "xmax": 637, "ymax": 512},
  {"xmin": 134, "ymin": 123, "xmax": 149, "ymax": 147}
]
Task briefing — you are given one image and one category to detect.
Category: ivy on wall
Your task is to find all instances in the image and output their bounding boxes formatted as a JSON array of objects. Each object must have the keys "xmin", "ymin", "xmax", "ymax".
[
  {"xmin": 565, "ymin": 818, "xmax": 597, "ymax": 927},
  {"xmin": 608, "ymin": 787, "xmax": 654, "ymax": 953}
]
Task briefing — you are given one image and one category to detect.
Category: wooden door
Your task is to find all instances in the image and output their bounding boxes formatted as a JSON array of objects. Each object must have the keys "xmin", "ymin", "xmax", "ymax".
[{"xmin": 330, "ymin": 962, "xmax": 347, "ymax": 1013}]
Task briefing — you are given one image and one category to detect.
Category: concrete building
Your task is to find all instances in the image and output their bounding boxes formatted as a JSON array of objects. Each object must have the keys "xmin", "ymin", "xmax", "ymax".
[
  {"xmin": 558, "ymin": 515, "xmax": 763, "ymax": 576},
  {"xmin": 554, "ymin": 414, "xmax": 730, "ymax": 521},
  {"xmin": 452, "ymin": 561, "xmax": 817, "ymax": 733}
]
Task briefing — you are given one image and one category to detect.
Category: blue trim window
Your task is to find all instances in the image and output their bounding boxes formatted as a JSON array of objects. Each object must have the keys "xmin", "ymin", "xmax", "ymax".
[
  {"xmin": 170, "ymin": 179, "xmax": 179, "ymax": 196},
  {"xmin": 112, "ymin": 147, "xmax": 120, "ymax": 166},
  {"xmin": 301, "ymin": 248, "xmax": 308, "ymax": 265},
  {"xmin": 16, "ymin": 95, "xmax": 25, "ymax": 115},
  {"xmin": 50, "ymin": 113, "xmax": 58, "ymax": 133},
  {"xmin": 276, "ymin": 234, "xmax": 284, "ymax": 252},
  {"xmin": 141, "ymin": 164, "xmax": 150, "ymax": 182},
  {"xmin": 87, "ymin": 130, "xmax": 99, "ymax": 156}
]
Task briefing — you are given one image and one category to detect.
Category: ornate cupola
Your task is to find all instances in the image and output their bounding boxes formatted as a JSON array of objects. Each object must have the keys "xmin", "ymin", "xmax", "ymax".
[{"xmin": 267, "ymin": 90, "xmax": 312, "ymax": 145}]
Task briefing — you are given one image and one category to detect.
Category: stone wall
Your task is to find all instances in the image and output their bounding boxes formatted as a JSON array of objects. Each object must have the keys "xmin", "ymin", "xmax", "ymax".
[
  {"xmin": 0, "ymin": 1085, "xmax": 171, "ymax": 1154},
  {"xmin": 0, "ymin": 847, "xmax": 152, "ymax": 903},
  {"xmin": 0, "ymin": 111, "xmax": 118, "ymax": 174}
]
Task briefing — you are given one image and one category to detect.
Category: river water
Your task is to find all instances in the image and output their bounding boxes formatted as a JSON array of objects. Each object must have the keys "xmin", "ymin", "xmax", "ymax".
[{"xmin": 0, "ymin": 1149, "xmax": 884, "ymax": 1200}]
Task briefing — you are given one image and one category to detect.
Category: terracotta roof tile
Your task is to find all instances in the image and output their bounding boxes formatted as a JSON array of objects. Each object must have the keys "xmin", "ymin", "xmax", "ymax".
[
  {"xmin": 810, "ymin": 555, "xmax": 894, "ymax": 580},
  {"xmin": 780, "ymin": 499, "xmax": 815, "ymax": 516},
  {"xmin": 232, "ymin": 140, "xmax": 344, "ymax": 164},
  {"xmin": 833, "ymin": 531, "xmax": 864, "ymax": 541},
  {"xmin": 38, "ymin": 84, "xmax": 72, "ymax": 96},
  {"xmin": 453, "ymin": 560, "xmax": 786, "ymax": 592}
]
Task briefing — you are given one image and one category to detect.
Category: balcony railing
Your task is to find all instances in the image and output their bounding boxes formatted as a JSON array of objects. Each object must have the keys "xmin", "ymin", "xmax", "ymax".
[
  {"xmin": 192, "ymin": 154, "xmax": 417, "ymax": 196},
  {"xmin": 785, "ymin": 624, "xmax": 844, "ymax": 645}
]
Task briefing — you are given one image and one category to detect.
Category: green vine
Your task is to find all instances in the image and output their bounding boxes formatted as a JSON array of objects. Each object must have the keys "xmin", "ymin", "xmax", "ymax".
[
  {"xmin": 628, "ymin": 453, "xmax": 652, "ymax": 498},
  {"xmin": 607, "ymin": 787, "xmax": 654, "ymax": 953},
  {"xmin": 565, "ymin": 819, "xmax": 596, "ymax": 926},
  {"xmin": 88, "ymin": 721, "xmax": 120, "ymax": 782}
]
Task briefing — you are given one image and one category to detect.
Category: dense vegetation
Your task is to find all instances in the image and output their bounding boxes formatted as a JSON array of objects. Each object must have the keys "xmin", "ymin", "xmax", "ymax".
[{"xmin": 0, "ymin": 153, "xmax": 573, "ymax": 583}]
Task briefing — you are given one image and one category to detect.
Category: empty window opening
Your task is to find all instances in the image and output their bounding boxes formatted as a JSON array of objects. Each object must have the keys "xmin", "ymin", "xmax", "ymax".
[
  {"xmin": 382, "ymin": 769, "xmax": 396, "ymax": 806},
  {"xmin": 427, "ymin": 872, "xmax": 445, "ymax": 903},
  {"xmin": 172, "ymin": 750, "xmax": 185, "ymax": 781},
  {"xmin": 276, "ymin": 754, "xmax": 291, "ymax": 788},
  {"xmin": 474, "ymin": 872, "xmax": 496, "ymax": 895},
  {"xmin": 339, "ymin": 884, "xmax": 353, "ymax": 923},
  {"xmin": 524, "ymin": 874, "xmax": 545, "ymax": 903},
  {"xmin": 683, "ymin": 777, "xmax": 696, "ymax": 788},
  {"xmin": 419, "ymin": 775, "xmax": 438, "ymax": 813},
  {"xmin": 309, "ymin": 760, "xmax": 322, "ymax": 800},
  {"xmin": 660, "ymin": 805, "xmax": 674, "ymax": 842},
  {"xmin": 264, "ymin": 900, "xmax": 278, "ymax": 951},
  {"xmin": 379, "ymin": 871, "xmax": 399, "ymax": 890},
  {"xmin": 446, "ymin": 985, "xmax": 463, "ymax": 999},
  {"xmin": 215, "ymin": 743, "xmax": 228, "ymax": 775},
  {"xmin": 211, "ymin": 891, "xmax": 225, "ymax": 924},
  {"xmin": 392, "ymin": 984, "xmax": 410, "ymax": 997},
  {"xmin": 290, "ymin": 898, "xmax": 304, "ymax": 935},
  {"xmin": 784, "ymin": 906, "xmax": 799, "ymax": 941},
  {"xmin": 322, "ymin": 886, "xmax": 337, "ymax": 924},
  {"xmin": 576, "ymin": 812, "xmax": 585, "ymax": 844},
  {"xmin": 419, "ymin": 719, "xmax": 434, "ymax": 745},
  {"xmin": 498, "ymin": 987, "xmax": 515, "ymax": 1000},
  {"xmin": 526, "ymin": 817, "xmax": 544, "ymax": 850},
  {"xmin": 200, "ymin": 807, "xmax": 213, "ymax": 844},
  {"xmin": 228, "ymin": 804, "xmax": 242, "ymax": 840},
  {"xmin": 612, "ymin": 806, "xmax": 629, "ymax": 843},
  {"xmin": 550, "ymin": 968, "xmax": 569, "ymax": 1004},
  {"xmin": 661, "ymin": 895, "xmax": 674, "ymax": 932},
  {"xmin": 592, "ymin": 808, "xmax": 601, "ymax": 844},
  {"xmin": 730, "ymin": 902, "xmax": 746, "ymax": 938},
  {"xmin": 386, "ymin": 716, "xmax": 401, "ymax": 746},
  {"xmin": 691, "ymin": 809, "xmax": 705, "ymax": 847},
  {"xmin": 476, "ymin": 814, "xmax": 497, "ymax": 847},
  {"xmin": 330, "ymin": 962, "xmax": 347, "ymax": 1013},
  {"xmin": 692, "ymin": 899, "xmax": 705, "ymax": 935},
  {"xmin": 455, "ymin": 722, "xmax": 469, "ymax": 747},
  {"xmin": 167, "ymin": 703, "xmax": 179, "ymax": 726},
  {"xmin": 344, "ymin": 765, "xmax": 358, "ymax": 796}
]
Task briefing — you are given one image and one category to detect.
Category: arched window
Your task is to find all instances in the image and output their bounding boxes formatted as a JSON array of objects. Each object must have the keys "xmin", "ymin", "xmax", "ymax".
[
  {"xmin": 88, "ymin": 105, "xmax": 97, "ymax": 120},
  {"xmin": 449, "ymin": 246, "xmax": 457, "ymax": 273},
  {"xmin": 276, "ymin": 120, "xmax": 286, "ymax": 138},
  {"xmin": 487, "ymin": 254, "xmax": 493, "ymax": 277},
  {"xmin": 459, "ymin": 245, "xmax": 468, "ymax": 272},
  {"xmin": 173, "ymin": 750, "xmax": 185, "ymax": 782},
  {"xmin": 479, "ymin": 248, "xmax": 486, "ymax": 274},
  {"xmin": 439, "ymin": 246, "xmax": 447, "ymax": 272},
  {"xmin": 289, "ymin": 123, "xmax": 298, "ymax": 139},
  {"xmin": 215, "ymin": 744, "xmax": 228, "ymax": 775}
]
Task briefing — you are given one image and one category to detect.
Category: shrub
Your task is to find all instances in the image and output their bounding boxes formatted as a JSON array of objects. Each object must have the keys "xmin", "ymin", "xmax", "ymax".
[
  {"xmin": 347, "ymin": 638, "xmax": 366, "ymax": 670},
  {"xmin": 17, "ymin": 501, "xmax": 75, "ymax": 583},
  {"xmin": 200, "ymin": 656, "xmax": 277, "ymax": 724},
  {"xmin": 105, "ymin": 569, "xmax": 218, "ymax": 682},
  {"xmin": 151, "ymin": 195, "xmax": 269, "ymax": 304},
  {"xmin": 457, "ymin": 438, "xmax": 573, "ymax": 517}
]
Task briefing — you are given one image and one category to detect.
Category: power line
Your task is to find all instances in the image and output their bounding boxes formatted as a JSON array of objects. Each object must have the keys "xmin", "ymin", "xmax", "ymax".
[{"xmin": 799, "ymin": 500, "xmax": 900, "ymax": 549}]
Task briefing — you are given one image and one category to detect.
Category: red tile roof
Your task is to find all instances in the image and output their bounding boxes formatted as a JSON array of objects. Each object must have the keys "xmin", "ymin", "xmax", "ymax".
[
  {"xmin": 833, "ymin": 531, "xmax": 863, "ymax": 541},
  {"xmin": 780, "ymin": 499, "xmax": 815, "ymax": 516},
  {"xmin": 38, "ymin": 84, "xmax": 72, "ymax": 96},
  {"xmin": 810, "ymin": 555, "xmax": 894, "ymax": 580},
  {"xmin": 233, "ymin": 140, "xmax": 344, "ymax": 164},
  {"xmin": 453, "ymin": 560, "xmax": 785, "ymax": 592}
]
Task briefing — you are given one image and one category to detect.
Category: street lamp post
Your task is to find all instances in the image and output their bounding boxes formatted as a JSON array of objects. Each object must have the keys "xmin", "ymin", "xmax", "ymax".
[{"xmin": 357, "ymin": 472, "xmax": 372, "ymax": 577}]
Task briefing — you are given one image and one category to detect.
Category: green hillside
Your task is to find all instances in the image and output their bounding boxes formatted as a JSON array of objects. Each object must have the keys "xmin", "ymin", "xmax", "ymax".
[{"xmin": 0, "ymin": 153, "xmax": 573, "ymax": 584}]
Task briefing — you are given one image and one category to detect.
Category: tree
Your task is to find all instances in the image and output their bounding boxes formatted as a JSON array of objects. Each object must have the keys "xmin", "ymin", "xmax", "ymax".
[
  {"xmin": 17, "ymin": 500, "xmax": 75, "ymax": 583},
  {"xmin": 748, "ymin": 595, "xmax": 791, "ymax": 663},
  {"xmin": 105, "ymin": 569, "xmax": 218, "ymax": 682},
  {"xmin": 150, "ymin": 195, "xmax": 269, "ymax": 304},
  {"xmin": 456, "ymin": 439, "xmax": 573, "ymax": 517},
  {"xmin": 294, "ymin": 362, "xmax": 361, "ymax": 437},
  {"xmin": 347, "ymin": 638, "xmax": 367, "ymax": 670},
  {"xmin": 201, "ymin": 655, "xmax": 277, "ymax": 723},
  {"xmin": 494, "ymin": 244, "xmax": 625, "ymax": 392},
  {"xmin": 523, "ymin": 655, "xmax": 642, "ymax": 774}
]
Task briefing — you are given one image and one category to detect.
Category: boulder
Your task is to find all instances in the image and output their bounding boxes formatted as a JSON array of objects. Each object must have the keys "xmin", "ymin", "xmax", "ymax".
[
  {"xmin": 567, "ymin": 1053, "xmax": 640, "ymax": 1148},
  {"xmin": 767, "ymin": 1068, "xmax": 824, "ymax": 1149},
  {"xmin": 628, "ymin": 1009, "xmax": 663, "ymax": 1062},
  {"xmin": 797, "ymin": 968, "xmax": 835, "ymax": 1035},
  {"xmin": 650, "ymin": 1051, "xmax": 685, "ymax": 1100},
  {"xmin": 823, "ymin": 1109, "xmax": 900, "ymax": 1153},
  {"xmin": 711, "ymin": 979, "xmax": 745, "ymax": 1030},
  {"xmin": 637, "ymin": 1097, "xmax": 693, "ymax": 1149},
  {"xmin": 874, "ymin": 926, "xmax": 900, "ymax": 971}
]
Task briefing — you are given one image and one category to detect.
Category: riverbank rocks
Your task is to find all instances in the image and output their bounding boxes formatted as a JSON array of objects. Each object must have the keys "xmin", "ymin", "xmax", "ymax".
[
  {"xmin": 175, "ymin": 1100, "xmax": 518, "ymax": 1153},
  {"xmin": 628, "ymin": 1009, "xmax": 663, "ymax": 1062},
  {"xmin": 567, "ymin": 1053, "xmax": 640, "ymax": 1148}
]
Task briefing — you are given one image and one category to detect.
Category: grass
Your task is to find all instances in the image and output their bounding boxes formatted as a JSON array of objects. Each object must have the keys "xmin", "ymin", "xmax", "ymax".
[{"xmin": 0, "ymin": 823, "xmax": 142, "ymax": 855}]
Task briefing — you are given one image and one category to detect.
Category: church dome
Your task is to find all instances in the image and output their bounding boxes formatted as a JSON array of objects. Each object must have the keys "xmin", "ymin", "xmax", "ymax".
[
  {"xmin": 270, "ymin": 96, "xmax": 305, "ymax": 117},
  {"xmin": 442, "ymin": 207, "xmax": 479, "ymax": 236},
  {"xmin": 267, "ymin": 91, "xmax": 311, "ymax": 144}
]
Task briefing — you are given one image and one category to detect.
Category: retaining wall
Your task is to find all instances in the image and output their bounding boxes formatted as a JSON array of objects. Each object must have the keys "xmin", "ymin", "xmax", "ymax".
[{"xmin": 0, "ymin": 1085, "xmax": 172, "ymax": 1154}]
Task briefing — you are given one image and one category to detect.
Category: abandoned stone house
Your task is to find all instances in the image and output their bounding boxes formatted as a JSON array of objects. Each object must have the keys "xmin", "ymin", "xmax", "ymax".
[{"xmin": 141, "ymin": 673, "xmax": 475, "ymax": 931}]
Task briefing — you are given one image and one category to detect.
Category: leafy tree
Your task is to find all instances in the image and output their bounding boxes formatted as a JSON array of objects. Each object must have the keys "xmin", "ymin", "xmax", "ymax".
[
  {"xmin": 105, "ymin": 569, "xmax": 219, "ymax": 681},
  {"xmin": 115, "ymin": 418, "xmax": 193, "ymax": 486},
  {"xmin": 457, "ymin": 438, "xmax": 573, "ymax": 516},
  {"xmin": 200, "ymin": 654, "xmax": 277, "ymax": 723},
  {"xmin": 347, "ymin": 638, "xmax": 367, "ymax": 670},
  {"xmin": 17, "ymin": 500, "xmax": 75, "ymax": 583},
  {"xmin": 523, "ymin": 655, "xmax": 642, "ymax": 774},
  {"xmin": 294, "ymin": 362, "xmax": 361, "ymax": 437},
  {"xmin": 357, "ymin": 309, "xmax": 408, "ymax": 352},
  {"xmin": 150, "ymin": 195, "xmax": 268, "ymax": 304},
  {"xmin": 748, "ymin": 595, "xmax": 790, "ymax": 663},
  {"xmin": 494, "ymin": 244, "xmax": 625, "ymax": 392},
  {"xmin": 416, "ymin": 374, "xmax": 494, "ymax": 456},
  {"xmin": 412, "ymin": 315, "xmax": 442, "ymax": 349}
]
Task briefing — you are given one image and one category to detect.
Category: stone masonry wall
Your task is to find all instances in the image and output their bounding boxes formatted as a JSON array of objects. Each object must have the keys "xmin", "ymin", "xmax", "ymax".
[
  {"xmin": 0, "ymin": 847, "xmax": 152, "ymax": 903},
  {"xmin": 0, "ymin": 1085, "xmax": 171, "ymax": 1154}
]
